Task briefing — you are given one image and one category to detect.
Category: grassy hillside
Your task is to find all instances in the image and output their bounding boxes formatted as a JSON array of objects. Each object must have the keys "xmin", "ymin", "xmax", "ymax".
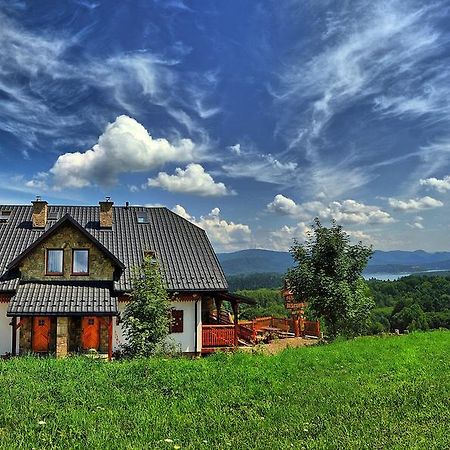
[{"xmin": 0, "ymin": 331, "xmax": 449, "ymax": 449}]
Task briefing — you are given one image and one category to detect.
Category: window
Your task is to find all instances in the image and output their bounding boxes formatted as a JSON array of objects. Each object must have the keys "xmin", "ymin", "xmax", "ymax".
[
  {"xmin": 72, "ymin": 249, "xmax": 89, "ymax": 275},
  {"xmin": 143, "ymin": 250, "xmax": 155, "ymax": 259},
  {"xmin": 46, "ymin": 249, "xmax": 64, "ymax": 275},
  {"xmin": 88, "ymin": 318, "xmax": 95, "ymax": 326},
  {"xmin": 170, "ymin": 310, "xmax": 184, "ymax": 333},
  {"xmin": 38, "ymin": 319, "xmax": 45, "ymax": 326},
  {"xmin": 0, "ymin": 210, "xmax": 11, "ymax": 223},
  {"xmin": 137, "ymin": 211, "xmax": 149, "ymax": 224}
]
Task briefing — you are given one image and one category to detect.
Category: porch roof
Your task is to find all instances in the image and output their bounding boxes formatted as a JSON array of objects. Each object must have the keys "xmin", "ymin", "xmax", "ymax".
[
  {"xmin": 216, "ymin": 292, "xmax": 257, "ymax": 305},
  {"xmin": 7, "ymin": 282, "xmax": 118, "ymax": 316}
]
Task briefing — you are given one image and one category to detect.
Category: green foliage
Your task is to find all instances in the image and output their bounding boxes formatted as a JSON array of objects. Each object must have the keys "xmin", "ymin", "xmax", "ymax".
[
  {"xmin": 287, "ymin": 219, "xmax": 374, "ymax": 337},
  {"xmin": 227, "ymin": 272, "xmax": 284, "ymax": 291},
  {"xmin": 0, "ymin": 332, "xmax": 448, "ymax": 448},
  {"xmin": 367, "ymin": 275, "xmax": 450, "ymax": 332},
  {"xmin": 122, "ymin": 256, "xmax": 173, "ymax": 356},
  {"xmin": 236, "ymin": 288, "xmax": 288, "ymax": 319}
]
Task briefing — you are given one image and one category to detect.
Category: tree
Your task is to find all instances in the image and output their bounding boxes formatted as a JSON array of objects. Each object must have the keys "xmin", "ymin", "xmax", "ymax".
[
  {"xmin": 286, "ymin": 219, "xmax": 374, "ymax": 337},
  {"xmin": 121, "ymin": 256, "xmax": 173, "ymax": 356}
]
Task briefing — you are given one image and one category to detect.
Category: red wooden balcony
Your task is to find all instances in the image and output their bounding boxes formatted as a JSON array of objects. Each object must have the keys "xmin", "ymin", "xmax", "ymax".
[{"xmin": 202, "ymin": 325, "xmax": 235, "ymax": 352}]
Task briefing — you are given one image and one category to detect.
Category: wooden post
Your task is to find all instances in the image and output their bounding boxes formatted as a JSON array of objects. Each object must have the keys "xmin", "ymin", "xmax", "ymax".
[
  {"xmin": 214, "ymin": 298, "xmax": 223, "ymax": 324},
  {"xmin": 292, "ymin": 312, "xmax": 300, "ymax": 337},
  {"xmin": 11, "ymin": 317, "xmax": 17, "ymax": 356},
  {"xmin": 231, "ymin": 301, "xmax": 239, "ymax": 347},
  {"xmin": 108, "ymin": 316, "xmax": 113, "ymax": 361}
]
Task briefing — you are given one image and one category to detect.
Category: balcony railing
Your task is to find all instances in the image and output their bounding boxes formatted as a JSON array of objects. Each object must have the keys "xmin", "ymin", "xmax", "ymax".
[{"xmin": 202, "ymin": 325, "xmax": 235, "ymax": 348}]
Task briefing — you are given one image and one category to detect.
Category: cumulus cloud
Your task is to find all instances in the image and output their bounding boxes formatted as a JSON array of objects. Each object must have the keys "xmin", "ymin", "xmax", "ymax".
[
  {"xmin": 49, "ymin": 115, "xmax": 199, "ymax": 188},
  {"xmin": 147, "ymin": 163, "xmax": 232, "ymax": 196},
  {"xmin": 388, "ymin": 196, "xmax": 443, "ymax": 211},
  {"xmin": 267, "ymin": 194, "xmax": 394, "ymax": 225},
  {"xmin": 267, "ymin": 194, "xmax": 303, "ymax": 216},
  {"xmin": 420, "ymin": 175, "xmax": 450, "ymax": 193},
  {"xmin": 172, "ymin": 205, "xmax": 251, "ymax": 251},
  {"xmin": 269, "ymin": 222, "xmax": 311, "ymax": 251}
]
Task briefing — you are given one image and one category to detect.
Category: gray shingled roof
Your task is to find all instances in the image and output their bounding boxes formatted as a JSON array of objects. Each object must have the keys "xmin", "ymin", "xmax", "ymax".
[
  {"xmin": 0, "ymin": 205, "xmax": 228, "ymax": 293},
  {"xmin": 8, "ymin": 282, "xmax": 117, "ymax": 316}
]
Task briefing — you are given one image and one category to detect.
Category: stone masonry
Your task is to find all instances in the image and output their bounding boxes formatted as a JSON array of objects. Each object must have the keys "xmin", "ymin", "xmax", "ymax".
[
  {"xmin": 32, "ymin": 200, "xmax": 48, "ymax": 228},
  {"xmin": 56, "ymin": 316, "xmax": 68, "ymax": 357},
  {"xmin": 19, "ymin": 223, "xmax": 115, "ymax": 282}
]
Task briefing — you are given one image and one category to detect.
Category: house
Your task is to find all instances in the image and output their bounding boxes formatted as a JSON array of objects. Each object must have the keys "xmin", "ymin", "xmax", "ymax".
[{"xmin": 0, "ymin": 199, "xmax": 254, "ymax": 358}]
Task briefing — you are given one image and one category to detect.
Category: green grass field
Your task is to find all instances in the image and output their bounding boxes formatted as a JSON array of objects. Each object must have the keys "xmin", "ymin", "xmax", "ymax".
[{"xmin": 0, "ymin": 331, "xmax": 449, "ymax": 449}]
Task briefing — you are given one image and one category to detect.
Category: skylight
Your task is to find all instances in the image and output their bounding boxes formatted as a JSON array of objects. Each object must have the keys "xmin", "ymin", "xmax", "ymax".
[
  {"xmin": 0, "ymin": 210, "xmax": 11, "ymax": 223},
  {"xmin": 137, "ymin": 211, "xmax": 149, "ymax": 224}
]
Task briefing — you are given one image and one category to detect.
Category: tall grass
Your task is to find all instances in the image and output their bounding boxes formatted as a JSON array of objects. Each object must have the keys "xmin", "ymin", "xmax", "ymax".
[{"xmin": 0, "ymin": 331, "xmax": 448, "ymax": 449}]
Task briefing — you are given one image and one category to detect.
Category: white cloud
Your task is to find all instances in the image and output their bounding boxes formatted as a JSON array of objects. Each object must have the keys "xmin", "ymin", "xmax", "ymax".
[
  {"xmin": 267, "ymin": 194, "xmax": 394, "ymax": 225},
  {"xmin": 269, "ymin": 222, "xmax": 311, "ymax": 251},
  {"xmin": 49, "ymin": 115, "xmax": 199, "ymax": 188},
  {"xmin": 347, "ymin": 230, "xmax": 373, "ymax": 243},
  {"xmin": 266, "ymin": 194, "xmax": 303, "ymax": 216},
  {"xmin": 222, "ymin": 152, "xmax": 298, "ymax": 186},
  {"xmin": 24, "ymin": 172, "xmax": 50, "ymax": 191},
  {"xmin": 420, "ymin": 175, "xmax": 450, "ymax": 193},
  {"xmin": 147, "ymin": 163, "xmax": 232, "ymax": 197},
  {"xmin": 388, "ymin": 196, "xmax": 443, "ymax": 211},
  {"xmin": 228, "ymin": 144, "xmax": 241, "ymax": 155},
  {"xmin": 272, "ymin": 1, "xmax": 450, "ymax": 197},
  {"xmin": 172, "ymin": 205, "xmax": 251, "ymax": 251},
  {"xmin": 408, "ymin": 222, "xmax": 424, "ymax": 229},
  {"xmin": 0, "ymin": 10, "xmax": 218, "ymax": 154}
]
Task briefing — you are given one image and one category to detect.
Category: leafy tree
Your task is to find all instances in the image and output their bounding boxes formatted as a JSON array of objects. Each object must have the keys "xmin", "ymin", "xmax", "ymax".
[
  {"xmin": 122, "ymin": 256, "xmax": 173, "ymax": 356},
  {"xmin": 286, "ymin": 219, "xmax": 374, "ymax": 337}
]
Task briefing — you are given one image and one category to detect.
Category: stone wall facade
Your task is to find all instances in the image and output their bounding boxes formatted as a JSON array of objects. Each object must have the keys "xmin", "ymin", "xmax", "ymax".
[
  {"xmin": 99, "ymin": 318, "xmax": 110, "ymax": 353},
  {"xmin": 19, "ymin": 223, "xmax": 115, "ymax": 281},
  {"xmin": 32, "ymin": 201, "xmax": 48, "ymax": 228},
  {"xmin": 99, "ymin": 201, "xmax": 113, "ymax": 228},
  {"xmin": 19, "ymin": 317, "xmax": 32, "ymax": 354},
  {"xmin": 56, "ymin": 317, "xmax": 68, "ymax": 357},
  {"xmin": 68, "ymin": 317, "xmax": 82, "ymax": 353}
]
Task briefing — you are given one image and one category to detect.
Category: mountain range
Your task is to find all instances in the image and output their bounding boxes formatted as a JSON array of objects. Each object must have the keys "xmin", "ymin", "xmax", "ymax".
[{"xmin": 217, "ymin": 249, "xmax": 450, "ymax": 276}]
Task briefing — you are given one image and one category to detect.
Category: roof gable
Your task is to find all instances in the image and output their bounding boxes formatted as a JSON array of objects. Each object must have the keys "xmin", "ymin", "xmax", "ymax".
[{"xmin": 7, "ymin": 214, "xmax": 125, "ymax": 271}]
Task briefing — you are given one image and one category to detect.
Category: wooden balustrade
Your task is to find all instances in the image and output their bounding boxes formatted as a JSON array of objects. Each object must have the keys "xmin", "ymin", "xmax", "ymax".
[
  {"xmin": 202, "ymin": 325, "xmax": 235, "ymax": 348},
  {"xmin": 251, "ymin": 317, "xmax": 272, "ymax": 331},
  {"xmin": 237, "ymin": 323, "xmax": 257, "ymax": 343},
  {"xmin": 271, "ymin": 317, "xmax": 292, "ymax": 332},
  {"xmin": 303, "ymin": 320, "xmax": 321, "ymax": 337}
]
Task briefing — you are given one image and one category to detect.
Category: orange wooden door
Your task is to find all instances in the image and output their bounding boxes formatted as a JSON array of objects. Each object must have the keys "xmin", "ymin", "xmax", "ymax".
[
  {"xmin": 82, "ymin": 317, "xmax": 100, "ymax": 350},
  {"xmin": 32, "ymin": 316, "xmax": 51, "ymax": 352}
]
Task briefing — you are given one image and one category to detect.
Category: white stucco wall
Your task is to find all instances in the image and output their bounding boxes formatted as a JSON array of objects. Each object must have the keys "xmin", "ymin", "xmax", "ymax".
[
  {"xmin": 169, "ymin": 300, "xmax": 202, "ymax": 353},
  {"xmin": 112, "ymin": 301, "xmax": 128, "ymax": 352},
  {"xmin": 112, "ymin": 300, "xmax": 202, "ymax": 353},
  {"xmin": 0, "ymin": 303, "xmax": 14, "ymax": 355}
]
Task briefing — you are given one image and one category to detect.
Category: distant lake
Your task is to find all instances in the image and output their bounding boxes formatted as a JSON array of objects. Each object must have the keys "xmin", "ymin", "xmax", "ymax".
[
  {"xmin": 363, "ymin": 273, "xmax": 411, "ymax": 281},
  {"xmin": 364, "ymin": 269, "xmax": 450, "ymax": 281}
]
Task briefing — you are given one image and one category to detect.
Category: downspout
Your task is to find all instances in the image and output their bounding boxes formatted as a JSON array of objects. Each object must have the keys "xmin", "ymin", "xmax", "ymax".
[{"xmin": 194, "ymin": 299, "xmax": 199, "ymax": 354}]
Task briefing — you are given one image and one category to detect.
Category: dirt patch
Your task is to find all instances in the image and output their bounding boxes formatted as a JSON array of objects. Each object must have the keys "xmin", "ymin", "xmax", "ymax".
[{"xmin": 242, "ymin": 336, "xmax": 319, "ymax": 355}]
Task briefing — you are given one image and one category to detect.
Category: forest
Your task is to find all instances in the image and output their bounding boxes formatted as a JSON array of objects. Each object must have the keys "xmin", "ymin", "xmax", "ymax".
[{"xmin": 234, "ymin": 274, "xmax": 450, "ymax": 334}]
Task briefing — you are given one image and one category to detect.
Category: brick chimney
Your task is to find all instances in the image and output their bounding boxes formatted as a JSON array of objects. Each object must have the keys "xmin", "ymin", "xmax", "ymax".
[
  {"xmin": 99, "ymin": 197, "xmax": 114, "ymax": 228},
  {"xmin": 32, "ymin": 197, "xmax": 48, "ymax": 228}
]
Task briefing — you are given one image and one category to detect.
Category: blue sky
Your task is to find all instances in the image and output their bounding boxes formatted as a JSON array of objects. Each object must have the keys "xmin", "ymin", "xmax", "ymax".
[{"xmin": 1, "ymin": 0, "xmax": 450, "ymax": 252}]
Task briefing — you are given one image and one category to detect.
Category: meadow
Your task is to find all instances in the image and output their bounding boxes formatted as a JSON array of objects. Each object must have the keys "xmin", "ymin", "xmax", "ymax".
[{"xmin": 0, "ymin": 331, "xmax": 448, "ymax": 449}]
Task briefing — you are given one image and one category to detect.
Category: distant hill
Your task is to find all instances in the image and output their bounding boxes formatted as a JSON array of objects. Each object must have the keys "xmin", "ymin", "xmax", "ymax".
[
  {"xmin": 218, "ymin": 249, "xmax": 293, "ymax": 275},
  {"xmin": 217, "ymin": 249, "xmax": 450, "ymax": 276}
]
